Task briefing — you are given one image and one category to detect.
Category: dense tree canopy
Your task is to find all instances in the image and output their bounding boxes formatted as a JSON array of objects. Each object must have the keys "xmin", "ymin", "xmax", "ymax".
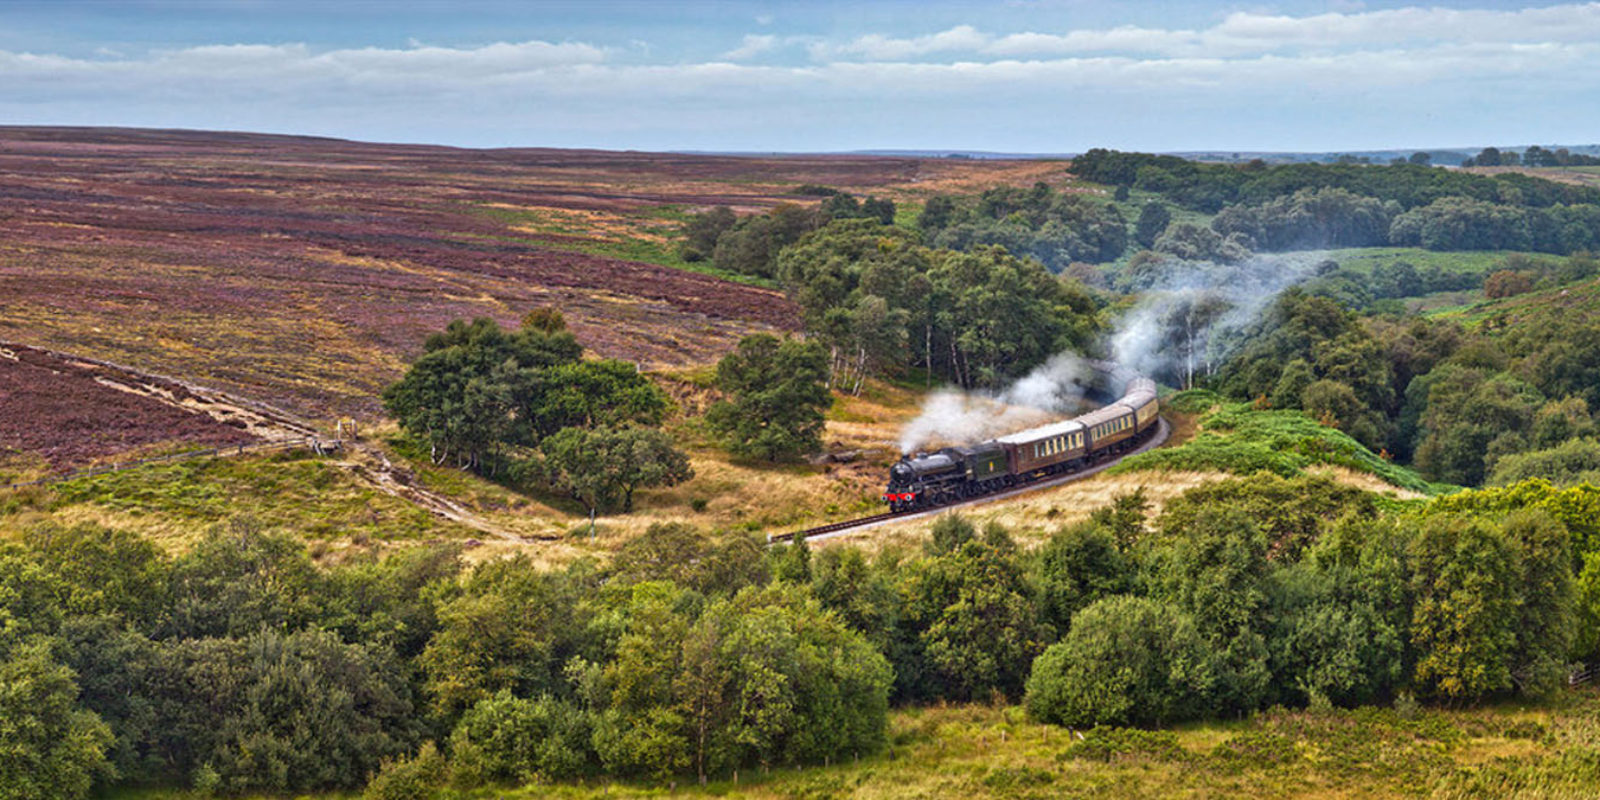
[
  {"xmin": 921, "ymin": 182, "xmax": 1130, "ymax": 268},
  {"xmin": 707, "ymin": 334, "xmax": 832, "ymax": 461},
  {"xmin": 776, "ymin": 219, "xmax": 1096, "ymax": 390}
]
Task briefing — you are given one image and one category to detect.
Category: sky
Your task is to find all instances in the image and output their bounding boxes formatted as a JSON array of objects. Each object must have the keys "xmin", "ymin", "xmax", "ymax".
[{"xmin": 0, "ymin": 0, "xmax": 1596, "ymax": 153}]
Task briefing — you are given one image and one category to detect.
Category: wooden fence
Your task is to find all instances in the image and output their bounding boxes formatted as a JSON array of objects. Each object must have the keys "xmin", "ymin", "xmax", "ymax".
[
  {"xmin": 1573, "ymin": 665, "xmax": 1595, "ymax": 687},
  {"xmin": 0, "ymin": 436, "xmax": 341, "ymax": 493}
]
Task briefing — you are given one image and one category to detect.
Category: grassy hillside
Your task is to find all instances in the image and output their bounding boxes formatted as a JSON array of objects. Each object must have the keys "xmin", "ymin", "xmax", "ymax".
[
  {"xmin": 1308, "ymin": 246, "xmax": 1521, "ymax": 277},
  {"xmin": 1430, "ymin": 274, "xmax": 1600, "ymax": 328},
  {"xmin": 1111, "ymin": 391, "xmax": 1450, "ymax": 497},
  {"xmin": 532, "ymin": 695, "xmax": 1598, "ymax": 800},
  {"xmin": 0, "ymin": 449, "xmax": 470, "ymax": 553}
]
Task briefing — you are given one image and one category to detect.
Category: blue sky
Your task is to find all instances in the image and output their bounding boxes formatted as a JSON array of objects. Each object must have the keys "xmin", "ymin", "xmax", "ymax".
[{"xmin": 0, "ymin": 1, "xmax": 1596, "ymax": 152}]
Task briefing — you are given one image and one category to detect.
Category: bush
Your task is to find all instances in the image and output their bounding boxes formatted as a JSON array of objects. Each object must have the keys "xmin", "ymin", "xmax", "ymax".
[
  {"xmin": 1025, "ymin": 596, "xmax": 1215, "ymax": 727},
  {"xmin": 1113, "ymin": 405, "xmax": 1439, "ymax": 494},
  {"xmin": 1165, "ymin": 388, "xmax": 1223, "ymax": 414},
  {"xmin": 0, "ymin": 643, "xmax": 113, "ymax": 800},
  {"xmin": 363, "ymin": 742, "xmax": 447, "ymax": 800},
  {"xmin": 449, "ymin": 692, "xmax": 593, "ymax": 787},
  {"xmin": 1485, "ymin": 269, "xmax": 1536, "ymax": 299},
  {"xmin": 1210, "ymin": 730, "xmax": 1298, "ymax": 772},
  {"xmin": 1058, "ymin": 726, "xmax": 1186, "ymax": 762},
  {"xmin": 1488, "ymin": 438, "xmax": 1600, "ymax": 487}
]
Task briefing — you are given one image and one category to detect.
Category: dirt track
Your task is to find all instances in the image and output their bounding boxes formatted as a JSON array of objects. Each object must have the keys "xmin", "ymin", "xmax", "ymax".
[
  {"xmin": 0, "ymin": 339, "xmax": 523, "ymax": 540},
  {"xmin": 0, "ymin": 341, "xmax": 257, "ymax": 469}
]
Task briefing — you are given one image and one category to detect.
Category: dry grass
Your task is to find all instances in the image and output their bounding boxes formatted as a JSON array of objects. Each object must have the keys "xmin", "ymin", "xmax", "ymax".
[
  {"xmin": 820, "ymin": 469, "xmax": 1226, "ymax": 553},
  {"xmin": 1305, "ymin": 465, "xmax": 1426, "ymax": 501}
]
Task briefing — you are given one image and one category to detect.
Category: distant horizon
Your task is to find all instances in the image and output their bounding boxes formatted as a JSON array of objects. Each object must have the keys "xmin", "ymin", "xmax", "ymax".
[
  {"xmin": 3, "ymin": 1, "xmax": 1599, "ymax": 153},
  {"xmin": 4, "ymin": 123, "xmax": 1597, "ymax": 164}
]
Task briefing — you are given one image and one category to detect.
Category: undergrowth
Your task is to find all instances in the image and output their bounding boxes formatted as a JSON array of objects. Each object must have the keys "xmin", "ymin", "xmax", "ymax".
[
  {"xmin": 1114, "ymin": 402, "xmax": 1451, "ymax": 495},
  {"xmin": 13, "ymin": 450, "xmax": 458, "ymax": 543}
]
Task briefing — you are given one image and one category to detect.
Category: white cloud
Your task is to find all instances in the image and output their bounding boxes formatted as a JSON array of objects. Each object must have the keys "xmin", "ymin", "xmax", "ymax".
[
  {"xmin": 812, "ymin": 2, "xmax": 1600, "ymax": 60},
  {"xmin": 813, "ymin": 24, "xmax": 991, "ymax": 60},
  {"xmin": 2, "ymin": 34, "xmax": 1595, "ymax": 103},
  {"xmin": 723, "ymin": 34, "xmax": 778, "ymax": 61}
]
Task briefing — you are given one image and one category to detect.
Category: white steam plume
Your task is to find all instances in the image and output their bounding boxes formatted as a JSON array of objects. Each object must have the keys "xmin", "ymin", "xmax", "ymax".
[
  {"xmin": 1110, "ymin": 254, "xmax": 1323, "ymax": 387},
  {"xmin": 897, "ymin": 352, "xmax": 1091, "ymax": 454}
]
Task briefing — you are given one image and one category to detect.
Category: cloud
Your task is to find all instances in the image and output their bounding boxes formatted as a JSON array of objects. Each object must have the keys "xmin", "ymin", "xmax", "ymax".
[
  {"xmin": 812, "ymin": 24, "xmax": 991, "ymax": 60},
  {"xmin": 812, "ymin": 2, "xmax": 1600, "ymax": 60},
  {"xmin": 2, "ymin": 36, "xmax": 1595, "ymax": 106},
  {"xmin": 723, "ymin": 34, "xmax": 778, "ymax": 61}
]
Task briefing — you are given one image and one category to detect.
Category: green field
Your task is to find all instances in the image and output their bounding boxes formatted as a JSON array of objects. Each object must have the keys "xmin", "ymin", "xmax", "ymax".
[{"xmin": 1306, "ymin": 246, "xmax": 1534, "ymax": 276}]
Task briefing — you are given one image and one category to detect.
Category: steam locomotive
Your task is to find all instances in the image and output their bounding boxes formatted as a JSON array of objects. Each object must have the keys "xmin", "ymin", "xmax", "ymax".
[{"xmin": 883, "ymin": 371, "xmax": 1159, "ymax": 513}]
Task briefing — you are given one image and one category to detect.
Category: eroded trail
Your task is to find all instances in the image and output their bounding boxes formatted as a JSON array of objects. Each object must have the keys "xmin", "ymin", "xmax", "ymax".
[
  {"xmin": 3, "ymin": 340, "xmax": 525, "ymax": 542},
  {"xmin": 334, "ymin": 441, "xmax": 528, "ymax": 543}
]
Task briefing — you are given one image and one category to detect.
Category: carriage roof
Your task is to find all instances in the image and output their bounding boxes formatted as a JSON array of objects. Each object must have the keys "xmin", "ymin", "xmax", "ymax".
[{"xmin": 994, "ymin": 418, "xmax": 1085, "ymax": 446}]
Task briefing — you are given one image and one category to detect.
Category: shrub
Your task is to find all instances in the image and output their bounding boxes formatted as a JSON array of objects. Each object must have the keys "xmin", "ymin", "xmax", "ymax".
[
  {"xmin": 448, "ymin": 692, "xmax": 593, "ymax": 787},
  {"xmin": 1058, "ymin": 726, "xmax": 1186, "ymax": 762},
  {"xmin": 363, "ymin": 742, "xmax": 447, "ymax": 800},
  {"xmin": 1210, "ymin": 730, "xmax": 1298, "ymax": 772},
  {"xmin": 1113, "ymin": 405, "xmax": 1438, "ymax": 494},
  {"xmin": 1165, "ymin": 388, "xmax": 1223, "ymax": 415},
  {"xmin": 0, "ymin": 643, "xmax": 113, "ymax": 800},
  {"xmin": 1025, "ymin": 596, "xmax": 1215, "ymax": 727}
]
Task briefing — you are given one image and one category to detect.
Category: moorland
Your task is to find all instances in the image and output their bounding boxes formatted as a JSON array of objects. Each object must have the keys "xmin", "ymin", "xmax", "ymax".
[{"xmin": 3, "ymin": 129, "xmax": 1600, "ymax": 800}]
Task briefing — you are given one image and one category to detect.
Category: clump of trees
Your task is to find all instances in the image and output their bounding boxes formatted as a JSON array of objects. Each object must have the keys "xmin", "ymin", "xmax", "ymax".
[
  {"xmin": 774, "ymin": 218, "xmax": 1098, "ymax": 390},
  {"xmin": 680, "ymin": 190, "xmax": 896, "ymax": 276},
  {"xmin": 0, "ymin": 519, "xmax": 894, "ymax": 798},
  {"xmin": 383, "ymin": 310, "xmax": 691, "ymax": 516},
  {"xmin": 1074, "ymin": 148, "xmax": 1600, "ymax": 214},
  {"xmin": 1463, "ymin": 145, "xmax": 1600, "ymax": 168},
  {"xmin": 706, "ymin": 334, "xmax": 832, "ymax": 461},
  {"xmin": 1024, "ymin": 474, "xmax": 1596, "ymax": 727},
  {"xmin": 678, "ymin": 184, "xmax": 1107, "ymax": 392},
  {"xmin": 1075, "ymin": 148, "xmax": 1600, "ymax": 255},
  {"xmin": 1212, "ymin": 187, "xmax": 1396, "ymax": 251},
  {"xmin": 918, "ymin": 182, "xmax": 1130, "ymax": 268}
]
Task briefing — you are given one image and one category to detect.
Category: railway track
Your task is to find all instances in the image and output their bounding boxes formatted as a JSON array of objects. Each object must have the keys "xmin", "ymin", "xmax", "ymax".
[{"xmin": 769, "ymin": 415, "xmax": 1171, "ymax": 544}]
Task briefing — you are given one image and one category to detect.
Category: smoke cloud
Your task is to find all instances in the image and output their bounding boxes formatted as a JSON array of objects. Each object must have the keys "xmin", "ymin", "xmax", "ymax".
[
  {"xmin": 897, "ymin": 352, "xmax": 1091, "ymax": 453},
  {"xmin": 1110, "ymin": 254, "xmax": 1324, "ymax": 388}
]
